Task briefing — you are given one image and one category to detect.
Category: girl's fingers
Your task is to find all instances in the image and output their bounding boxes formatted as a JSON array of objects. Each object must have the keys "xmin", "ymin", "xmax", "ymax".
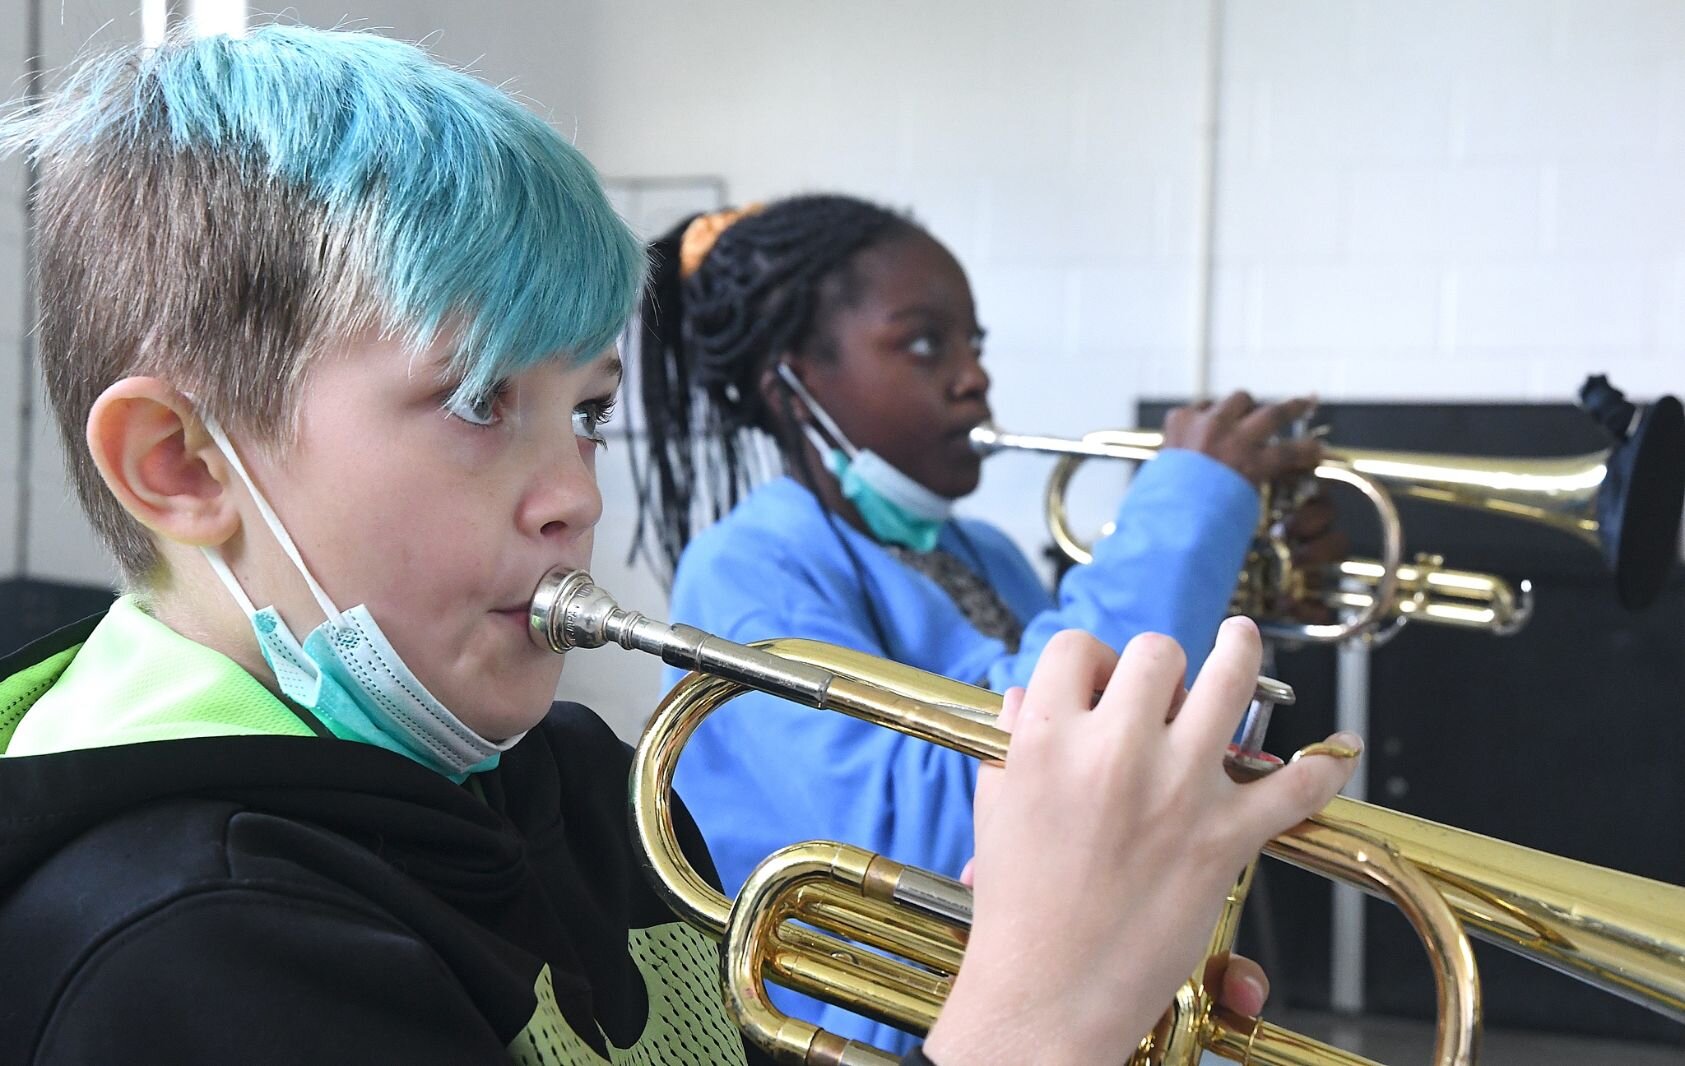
[
  {"xmin": 1256, "ymin": 437, "xmax": 1324, "ymax": 479},
  {"xmin": 1172, "ymin": 616, "xmax": 1264, "ymax": 756},
  {"xmin": 1235, "ymin": 396, "xmax": 1311, "ymax": 445},
  {"xmin": 1284, "ymin": 494, "xmax": 1335, "ymax": 539},
  {"xmin": 1207, "ymin": 390, "xmax": 1256, "ymax": 430}
]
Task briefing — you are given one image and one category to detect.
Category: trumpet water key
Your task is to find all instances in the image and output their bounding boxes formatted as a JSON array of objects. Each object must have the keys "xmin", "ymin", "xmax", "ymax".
[
  {"xmin": 527, "ymin": 569, "xmax": 1685, "ymax": 1066},
  {"xmin": 971, "ymin": 376, "xmax": 1685, "ymax": 646}
]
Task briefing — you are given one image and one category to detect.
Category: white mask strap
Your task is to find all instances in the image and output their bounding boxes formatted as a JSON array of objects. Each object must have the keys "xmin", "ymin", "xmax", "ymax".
[
  {"xmin": 201, "ymin": 545, "xmax": 259, "ymax": 619},
  {"xmin": 799, "ymin": 422, "xmax": 834, "ymax": 461},
  {"xmin": 199, "ymin": 411, "xmax": 342, "ymax": 624},
  {"xmin": 777, "ymin": 363, "xmax": 858, "ymax": 459}
]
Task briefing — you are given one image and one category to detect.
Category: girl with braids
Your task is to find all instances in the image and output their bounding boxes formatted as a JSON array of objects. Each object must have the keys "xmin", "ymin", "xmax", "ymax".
[{"xmin": 635, "ymin": 194, "xmax": 1337, "ymax": 1051}]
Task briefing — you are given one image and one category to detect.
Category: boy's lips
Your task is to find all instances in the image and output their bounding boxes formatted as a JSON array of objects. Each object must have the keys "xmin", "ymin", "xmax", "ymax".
[
  {"xmin": 497, "ymin": 564, "xmax": 590, "ymax": 619},
  {"xmin": 493, "ymin": 605, "xmax": 535, "ymax": 636}
]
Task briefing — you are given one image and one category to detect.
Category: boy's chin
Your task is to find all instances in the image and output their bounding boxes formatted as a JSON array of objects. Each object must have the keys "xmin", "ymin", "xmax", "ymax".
[
  {"xmin": 454, "ymin": 674, "xmax": 564, "ymax": 742},
  {"xmin": 469, "ymin": 700, "xmax": 554, "ymax": 743}
]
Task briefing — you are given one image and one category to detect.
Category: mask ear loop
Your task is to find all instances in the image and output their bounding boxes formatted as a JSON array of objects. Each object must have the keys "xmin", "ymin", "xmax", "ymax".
[
  {"xmin": 198, "ymin": 411, "xmax": 344, "ymax": 626},
  {"xmin": 776, "ymin": 363, "xmax": 858, "ymax": 460},
  {"xmin": 201, "ymin": 547, "xmax": 260, "ymax": 619}
]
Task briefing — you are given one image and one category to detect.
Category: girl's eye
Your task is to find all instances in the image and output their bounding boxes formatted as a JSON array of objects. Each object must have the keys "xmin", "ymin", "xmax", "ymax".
[
  {"xmin": 907, "ymin": 334, "xmax": 939, "ymax": 358},
  {"xmin": 444, "ymin": 381, "xmax": 508, "ymax": 427},
  {"xmin": 572, "ymin": 397, "xmax": 617, "ymax": 446}
]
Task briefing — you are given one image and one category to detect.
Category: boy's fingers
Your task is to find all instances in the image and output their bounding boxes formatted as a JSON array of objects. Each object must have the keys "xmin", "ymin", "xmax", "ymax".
[
  {"xmin": 1162, "ymin": 684, "xmax": 1190, "ymax": 724},
  {"xmin": 1173, "ymin": 617, "xmax": 1263, "ymax": 755},
  {"xmin": 996, "ymin": 686, "xmax": 1026, "ymax": 733},
  {"xmin": 1024, "ymin": 630, "xmax": 1119, "ymax": 723},
  {"xmin": 1097, "ymin": 632, "xmax": 1186, "ymax": 726},
  {"xmin": 975, "ymin": 688, "xmax": 1021, "ymax": 826},
  {"xmin": 1246, "ymin": 732, "xmax": 1361, "ymax": 834},
  {"xmin": 1213, "ymin": 955, "xmax": 1271, "ymax": 1016}
]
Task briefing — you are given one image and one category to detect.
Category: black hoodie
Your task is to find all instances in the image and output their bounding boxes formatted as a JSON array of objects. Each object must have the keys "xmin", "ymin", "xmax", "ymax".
[{"xmin": 0, "ymin": 616, "xmax": 934, "ymax": 1065}]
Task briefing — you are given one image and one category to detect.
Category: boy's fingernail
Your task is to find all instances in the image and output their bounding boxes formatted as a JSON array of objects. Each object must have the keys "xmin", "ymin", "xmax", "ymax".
[
  {"xmin": 1290, "ymin": 733, "xmax": 1364, "ymax": 763},
  {"xmin": 1243, "ymin": 974, "xmax": 1268, "ymax": 1007}
]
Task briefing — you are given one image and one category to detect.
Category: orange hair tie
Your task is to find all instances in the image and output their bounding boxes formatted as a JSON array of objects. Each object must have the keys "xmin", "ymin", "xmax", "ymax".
[{"xmin": 678, "ymin": 204, "xmax": 765, "ymax": 279}]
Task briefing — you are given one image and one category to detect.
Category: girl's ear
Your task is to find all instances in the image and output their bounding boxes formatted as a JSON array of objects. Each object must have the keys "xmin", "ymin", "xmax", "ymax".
[
  {"xmin": 85, "ymin": 377, "xmax": 242, "ymax": 549},
  {"xmin": 758, "ymin": 356, "xmax": 812, "ymax": 427},
  {"xmin": 757, "ymin": 358, "xmax": 787, "ymax": 417}
]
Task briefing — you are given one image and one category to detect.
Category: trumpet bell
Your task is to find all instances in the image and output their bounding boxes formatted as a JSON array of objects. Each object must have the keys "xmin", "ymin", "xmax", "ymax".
[{"xmin": 1587, "ymin": 383, "xmax": 1685, "ymax": 610}]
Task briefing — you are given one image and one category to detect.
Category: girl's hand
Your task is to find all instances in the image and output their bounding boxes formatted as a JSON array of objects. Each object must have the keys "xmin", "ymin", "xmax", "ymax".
[{"xmin": 1163, "ymin": 392, "xmax": 1323, "ymax": 486}]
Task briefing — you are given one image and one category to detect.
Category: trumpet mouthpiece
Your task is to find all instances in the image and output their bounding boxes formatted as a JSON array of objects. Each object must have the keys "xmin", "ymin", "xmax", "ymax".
[
  {"xmin": 529, "ymin": 568, "xmax": 626, "ymax": 653},
  {"xmin": 967, "ymin": 421, "xmax": 1002, "ymax": 455}
]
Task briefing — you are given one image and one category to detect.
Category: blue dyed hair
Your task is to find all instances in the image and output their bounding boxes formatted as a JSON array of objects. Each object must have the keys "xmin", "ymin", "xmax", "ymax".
[
  {"xmin": 19, "ymin": 23, "xmax": 642, "ymax": 394},
  {"xmin": 0, "ymin": 24, "xmax": 643, "ymax": 580}
]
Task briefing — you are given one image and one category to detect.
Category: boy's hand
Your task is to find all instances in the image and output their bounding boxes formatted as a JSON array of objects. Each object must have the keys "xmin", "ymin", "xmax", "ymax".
[
  {"xmin": 924, "ymin": 619, "xmax": 1357, "ymax": 1066},
  {"xmin": 1163, "ymin": 391, "xmax": 1323, "ymax": 486}
]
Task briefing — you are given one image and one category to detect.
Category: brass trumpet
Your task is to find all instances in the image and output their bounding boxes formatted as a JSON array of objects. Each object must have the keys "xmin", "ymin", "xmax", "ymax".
[
  {"xmin": 970, "ymin": 377, "xmax": 1685, "ymax": 646},
  {"xmin": 529, "ymin": 569, "xmax": 1685, "ymax": 1066}
]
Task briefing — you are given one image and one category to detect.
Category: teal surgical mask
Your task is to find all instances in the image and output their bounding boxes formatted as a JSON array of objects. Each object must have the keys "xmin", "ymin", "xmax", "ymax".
[
  {"xmin": 778, "ymin": 364, "xmax": 954, "ymax": 553},
  {"xmin": 198, "ymin": 413, "xmax": 520, "ymax": 782}
]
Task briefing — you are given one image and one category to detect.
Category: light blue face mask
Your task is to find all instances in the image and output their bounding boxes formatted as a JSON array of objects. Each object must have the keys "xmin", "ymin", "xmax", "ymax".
[
  {"xmin": 198, "ymin": 414, "xmax": 521, "ymax": 782},
  {"xmin": 778, "ymin": 364, "xmax": 954, "ymax": 553}
]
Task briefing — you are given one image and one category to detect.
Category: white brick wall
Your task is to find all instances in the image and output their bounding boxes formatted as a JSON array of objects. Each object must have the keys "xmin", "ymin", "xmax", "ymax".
[
  {"xmin": 1213, "ymin": 0, "xmax": 1685, "ymax": 400},
  {"xmin": 7, "ymin": 1, "xmax": 1684, "ymax": 733}
]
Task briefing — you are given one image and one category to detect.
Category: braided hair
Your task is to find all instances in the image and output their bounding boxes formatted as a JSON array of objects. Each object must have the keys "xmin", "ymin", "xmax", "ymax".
[{"xmin": 632, "ymin": 194, "xmax": 923, "ymax": 578}]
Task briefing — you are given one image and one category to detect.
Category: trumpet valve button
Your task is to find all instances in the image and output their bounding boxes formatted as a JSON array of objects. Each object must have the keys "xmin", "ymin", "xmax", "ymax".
[{"xmin": 1225, "ymin": 744, "xmax": 1283, "ymax": 782}]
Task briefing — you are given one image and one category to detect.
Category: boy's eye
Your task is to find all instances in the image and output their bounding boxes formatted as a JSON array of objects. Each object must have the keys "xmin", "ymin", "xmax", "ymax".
[
  {"xmin": 572, "ymin": 397, "xmax": 616, "ymax": 446},
  {"xmin": 907, "ymin": 334, "xmax": 939, "ymax": 358},
  {"xmin": 444, "ymin": 381, "xmax": 508, "ymax": 427}
]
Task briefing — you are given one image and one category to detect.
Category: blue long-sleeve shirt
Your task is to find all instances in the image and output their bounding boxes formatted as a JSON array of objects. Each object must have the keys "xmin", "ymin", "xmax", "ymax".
[{"xmin": 667, "ymin": 448, "xmax": 1258, "ymax": 1052}]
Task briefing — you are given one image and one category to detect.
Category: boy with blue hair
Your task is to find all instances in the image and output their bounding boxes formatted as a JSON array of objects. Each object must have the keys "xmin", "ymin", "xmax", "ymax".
[{"xmin": 0, "ymin": 25, "xmax": 1354, "ymax": 1065}]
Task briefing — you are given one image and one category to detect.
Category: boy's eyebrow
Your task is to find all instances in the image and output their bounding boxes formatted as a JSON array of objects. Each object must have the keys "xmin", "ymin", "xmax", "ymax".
[{"xmin": 594, "ymin": 354, "xmax": 625, "ymax": 388}]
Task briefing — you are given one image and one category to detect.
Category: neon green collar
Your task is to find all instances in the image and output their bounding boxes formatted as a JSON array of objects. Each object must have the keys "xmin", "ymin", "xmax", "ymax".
[{"xmin": 4, "ymin": 595, "xmax": 316, "ymax": 757}]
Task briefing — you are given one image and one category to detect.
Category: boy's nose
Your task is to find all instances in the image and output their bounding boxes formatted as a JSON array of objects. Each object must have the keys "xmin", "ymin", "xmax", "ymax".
[{"xmin": 521, "ymin": 439, "xmax": 604, "ymax": 542}]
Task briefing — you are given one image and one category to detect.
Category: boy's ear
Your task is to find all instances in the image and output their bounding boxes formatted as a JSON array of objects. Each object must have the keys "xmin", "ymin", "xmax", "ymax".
[{"xmin": 85, "ymin": 377, "xmax": 240, "ymax": 549}]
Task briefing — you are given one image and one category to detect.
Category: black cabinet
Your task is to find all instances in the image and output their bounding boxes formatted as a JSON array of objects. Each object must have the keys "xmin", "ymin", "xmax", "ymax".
[
  {"xmin": 1137, "ymin": 400, "xmax": 1684, "ymax": 1044},
  {"xmin": 0, "ymin": 578, "xmax": 116, "ymax": 658}
]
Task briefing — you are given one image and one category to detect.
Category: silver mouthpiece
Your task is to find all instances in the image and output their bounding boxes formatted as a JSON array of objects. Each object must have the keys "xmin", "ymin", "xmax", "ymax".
[
  {"xmin": 968, "ymin": 421, "xmax": 1003, "ymax": 456},
  {"xmin": 528, "ymin": 569, "xmax": 642, "ymax": 653}
]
